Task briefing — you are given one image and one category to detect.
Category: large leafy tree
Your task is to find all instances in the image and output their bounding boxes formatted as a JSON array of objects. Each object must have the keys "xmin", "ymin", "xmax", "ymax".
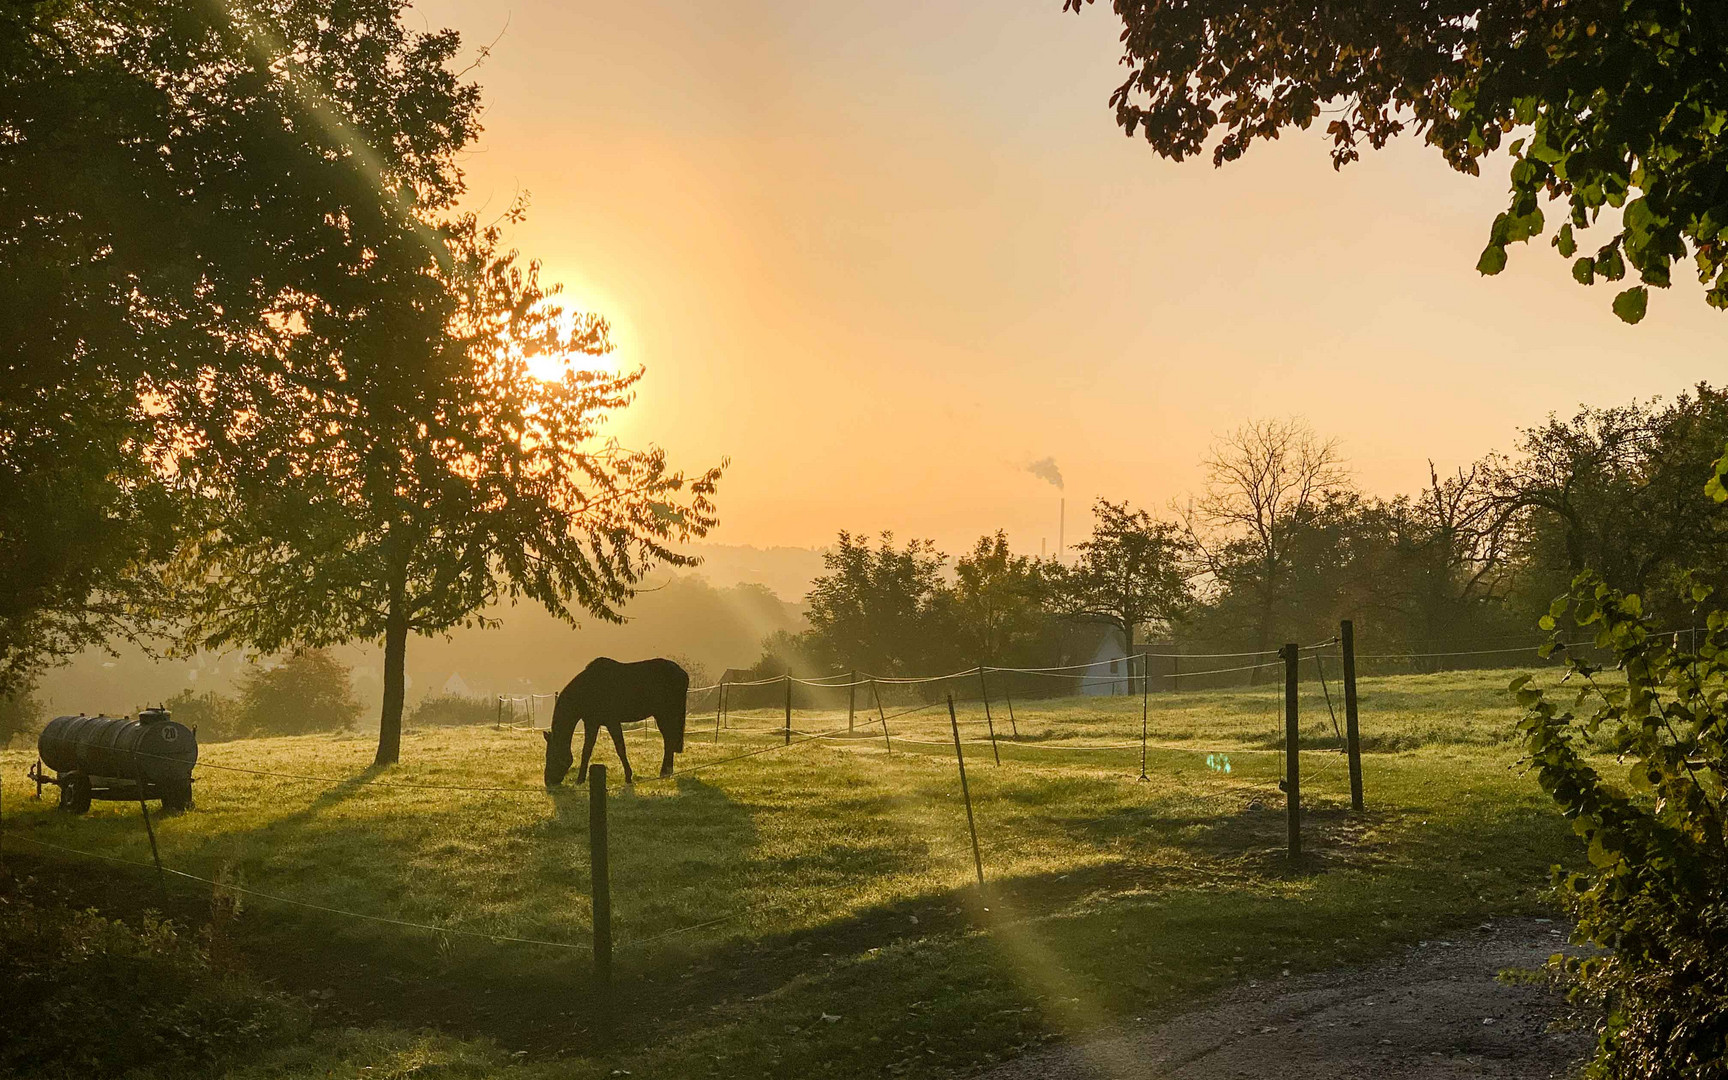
[
  {"xmin": 0, "ymin": 0, "xmax": 480, "ymax": 692},
  {"xmin": 1067, "ymin": 0, "xmax": 1728, "ymax": 323},
  {"xmin": 174, "ymin": 211, "xmax": 723, "ymax": 764},
  {"xmin": 803, "ymin": 532, "xmax": 950, "ymax": 676},
  {"xmin": 1050, "ymin": 499, "xmax": 1190, "ymax": 664},
  {"xmin": 951, "ymin": 532, "xmax": 1053, "ymax": 667}
]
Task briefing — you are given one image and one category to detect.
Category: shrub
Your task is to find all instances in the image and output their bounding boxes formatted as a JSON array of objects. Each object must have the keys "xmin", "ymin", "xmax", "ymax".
[
  {"xmin": 1515, "ymin": 575, "xmax": 1728, "ymax": 1079},
  {"xmin": 162, "ymin": 688, "xmax": 245, "ymax": 742},
  {"xmin": 0, "ymin": 685, "xmax": 42, "ymax": 749},
  {"xmin": 237, "ymin": 650, "xmax": 360, "ymax": 737},
  {"xmin": 407, "ymin": 693, "xmax": 494, "ymax": 728},
  {"xmin": 0, "ymin": 882, "xmax": 306, "ymax": 1078}
]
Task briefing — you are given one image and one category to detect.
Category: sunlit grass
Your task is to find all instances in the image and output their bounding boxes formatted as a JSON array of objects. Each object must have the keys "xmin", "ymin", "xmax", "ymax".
[{"xmin": 0, "ymin": 667, "xmax": 1579, "ymax": 1079}]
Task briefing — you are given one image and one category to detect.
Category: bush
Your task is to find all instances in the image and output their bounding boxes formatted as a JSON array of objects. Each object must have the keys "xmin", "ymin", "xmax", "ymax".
[
  {"xmin": 162, "ymin": 688, "xmax": 244, "ymax": 742},
  {"xmin": 0, "ymin": 685, "xmax": 43, "ymax": 749},
  {"xmin": 237, "ymin": 650, "xmax": 359, "ymax": 737},
  {"xmin": 0, "ymin": 882, "xmax": 306, "ymax": 1078},
  {"xmin": 1515, "ymin": 575, "xmax": 1728, "ymax": 1079},
  {"xmin": 407, "ymin": 693, "xmax": 494, "ymax": 728}
]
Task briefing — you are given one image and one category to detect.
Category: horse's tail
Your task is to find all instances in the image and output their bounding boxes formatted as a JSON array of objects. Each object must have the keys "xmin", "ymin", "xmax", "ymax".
[{"xmin": 668, "ymin": 668, "xmax": 688, "ymax": 753}]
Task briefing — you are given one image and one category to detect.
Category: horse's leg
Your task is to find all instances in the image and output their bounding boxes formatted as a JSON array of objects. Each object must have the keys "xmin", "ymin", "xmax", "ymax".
[
  {"xmin": 577, "ymin": 723, "xmax": 600, "ymax": 784},
  {"xmin": 608, "ymin": 722, "xmax": 634, "ymax": 784}
]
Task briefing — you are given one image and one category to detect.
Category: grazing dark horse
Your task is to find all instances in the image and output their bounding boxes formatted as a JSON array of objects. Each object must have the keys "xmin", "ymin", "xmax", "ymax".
[{"xmin": 543, "ymin": 657, "xmax": 688, "ymax": 787}]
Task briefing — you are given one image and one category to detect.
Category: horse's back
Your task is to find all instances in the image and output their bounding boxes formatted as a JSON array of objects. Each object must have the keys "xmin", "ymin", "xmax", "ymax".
[{"xmin": 574, "ymin": 657, "xmax": 688, "ymax": 712}]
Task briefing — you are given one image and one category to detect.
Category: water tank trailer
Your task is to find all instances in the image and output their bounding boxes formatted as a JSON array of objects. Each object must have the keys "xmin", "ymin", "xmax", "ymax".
[{"xmin": 27, "ymin": 708, "xmax": 197, "ymax": 813}]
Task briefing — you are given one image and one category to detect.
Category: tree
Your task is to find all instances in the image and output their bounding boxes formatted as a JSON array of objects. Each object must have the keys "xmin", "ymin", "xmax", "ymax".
[
  {"xmin": 1182, "ymin": 419, "xmax": 1348, "ymax": 656},
  {"xmin": 803, "ymin": 532, "xmax": 949, "ymax": 676},
  {"xmin": 174, "ymin": 210, "xmax": 723, "ymax": 764},
  {"xmin": 1066, "ymin": 0, "xmax": 1728, "ymax": 323},
  {"xmin": 1050, "ymin": 500, "xmax": 1190, "ymax": 664},
  {"xmin": 237, "ymin": 650, "xmax": 359, "ymax": 737},
  {"xmin": 1, "ymin": 0, "xmax": 482, "ymax": 692},
  {"xmin": 1488, "ymin": 388, "xmax": 1728, "ymax": 626},
  {"xmin": 951, "ymin": 532, "xmax": 1052, "ymax": 667}
]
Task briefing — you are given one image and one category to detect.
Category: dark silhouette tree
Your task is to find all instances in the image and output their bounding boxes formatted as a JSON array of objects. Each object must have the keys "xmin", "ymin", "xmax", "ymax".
[
  {"xmin": 804, "ymin": 532, "xmax": 949, "ymax": 676},
  {"xmin": 951, "ymin": 532, "xmax": 1052, "ymax": 667},
  {"xmin": 1066, "ymin": 0, "xmax": 1728, "ymax": 323},
  {"xmin": 1, "ymin": 0, "xmax": 482, "ymax": 693},
  {"xmin": 1050, "ymin": 500, "xmax": 1190, "ymax": 667},
  {"xmin": 172, "ymin": 211, "xmax": 722, "ymax": 765}
]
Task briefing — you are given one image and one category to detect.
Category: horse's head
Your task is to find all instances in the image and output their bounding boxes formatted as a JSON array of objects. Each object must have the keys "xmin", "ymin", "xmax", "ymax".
[{"xmin": 543, "ymin": 730, "xmax": 574, "ymax": 787}]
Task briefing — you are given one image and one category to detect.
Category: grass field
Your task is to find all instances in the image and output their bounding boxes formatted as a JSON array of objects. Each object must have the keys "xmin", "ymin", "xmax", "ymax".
[{"xmin": 0, "ymin": 668, "xmax": 1581, "ymax": 1079}]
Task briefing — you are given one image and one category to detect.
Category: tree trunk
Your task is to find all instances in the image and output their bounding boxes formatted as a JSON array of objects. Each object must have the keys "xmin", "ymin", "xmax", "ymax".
[{"xmin": 376, "ymin": 597, "xmax": 408, "ymax": 766}]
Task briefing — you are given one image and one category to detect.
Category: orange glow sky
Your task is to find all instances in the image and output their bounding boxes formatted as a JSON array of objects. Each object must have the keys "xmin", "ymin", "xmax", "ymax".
[{"xmin": 418, "ymin": 0, "xmax": 1728, "ymax": 555}]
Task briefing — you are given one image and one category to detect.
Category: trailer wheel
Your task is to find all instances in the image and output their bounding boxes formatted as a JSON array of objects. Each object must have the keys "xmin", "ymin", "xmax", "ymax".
[
  {"xmin": 161, "ymin": 780, "xmax": 193, "ymax": 813},
  {"xmin": 58, "ymin": 773, "xmax": 91, "ymax": 814}
]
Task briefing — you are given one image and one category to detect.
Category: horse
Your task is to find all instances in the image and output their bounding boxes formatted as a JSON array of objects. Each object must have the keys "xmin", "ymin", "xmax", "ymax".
[{"xmin": 543, "ymin": 657, "xmax": 689, "ymax": 787}]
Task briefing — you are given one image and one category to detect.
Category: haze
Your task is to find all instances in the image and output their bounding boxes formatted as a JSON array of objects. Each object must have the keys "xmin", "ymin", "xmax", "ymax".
[{"xmin": 413, "ymin": 0, "xmax": 1726, "ymax": 556}]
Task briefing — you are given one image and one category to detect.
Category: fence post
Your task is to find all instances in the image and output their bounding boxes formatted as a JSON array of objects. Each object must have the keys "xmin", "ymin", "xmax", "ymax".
[
  {"xmin": 873, "ymin": 679, "xmax": 891, "ymax": 754},
  {"xmin": 1342, "ymin": 619, "xmax": 1363, "ymax": 812},
  {"xmin": 131, "ymin": 747, "xmax": 168, "ymax": 905},
  {"xmin": 496, "ymin": 696, "xmax": 502, "ymax": 728},
  {"xmin": 783, "ymin": 675, "xmax": 792, "ymax": 746},
  {"xmin": 715, "ymin": 680, "xmax": 725, "ymax": 745},
  {"xmin": 1139, "ymin": 656, "xmax": 1150, "ymax": 781},
  {"xmin": 977, "ymin": 668, "xmax": 1002, "ymax": 759},
  {"xmin": 947, "ymin": 695, "xmax": 986, "ymax": 892},
  {"xmin": 1171, "ymin": 653, "xmax": 1181, "ymax": 693},
  {"xmin": 848, "ymin": 671, "xmax": 857, "ymax": 733},
  {"xmin": 1003, "ymin": 679, "xmax": 1017, "ymax": 736},
  {"xmin": 1283, "ymin": 644, "xmax": 1301, "ymax": 860},
  {"xmin": 589, "ymin": 763, "xmax": 612, "ymax": 990}
]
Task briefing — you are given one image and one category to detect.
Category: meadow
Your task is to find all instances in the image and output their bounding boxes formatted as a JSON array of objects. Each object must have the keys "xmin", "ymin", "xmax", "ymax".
[{"xmin": 0, "ymin": 667, "xmax": 1582, "ymax": 1080}]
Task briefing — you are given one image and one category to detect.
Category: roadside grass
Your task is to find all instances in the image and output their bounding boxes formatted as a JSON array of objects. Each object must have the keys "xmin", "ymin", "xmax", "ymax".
[{"xmin": 0, "ymin": 667, "xmax": 1579, "ymax": 1079}]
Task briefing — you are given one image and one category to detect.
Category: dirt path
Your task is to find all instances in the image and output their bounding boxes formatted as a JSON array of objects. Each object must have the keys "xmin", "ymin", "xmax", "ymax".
[{"xmin": 982, "ymin": 919, "xmax": 1589, "ymax": 1080}]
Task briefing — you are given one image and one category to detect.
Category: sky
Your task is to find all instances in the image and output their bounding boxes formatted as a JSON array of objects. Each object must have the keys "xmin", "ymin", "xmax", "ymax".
[{"xmin": 416, "ymin": 0, "xmax": 1728, "ymax": 557}]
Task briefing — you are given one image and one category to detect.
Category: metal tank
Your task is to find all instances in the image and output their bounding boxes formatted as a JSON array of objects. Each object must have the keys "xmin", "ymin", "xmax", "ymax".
[{"xmin": 29, "ymin": 708, "xmax": 197, "ymax": 813}]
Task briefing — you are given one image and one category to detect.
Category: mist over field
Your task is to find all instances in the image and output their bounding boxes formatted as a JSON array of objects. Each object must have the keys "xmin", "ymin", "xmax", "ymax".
[{"xmin": 33, "ymin": 544, "xmax": 822, "ymax": 719}]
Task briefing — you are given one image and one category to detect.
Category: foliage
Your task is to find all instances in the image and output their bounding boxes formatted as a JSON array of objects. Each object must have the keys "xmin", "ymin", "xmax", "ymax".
[
  {"xmin": 1491, "ymin": 387, "xmax": 1728, "ymax": 627},
  {"xmin": 162, "ymin": 688, "xmax": 244, "ymax": 743},
  {"xmin": 171, "ymin": 204, "xmax": 722, "ymax": 765},
  {"xmin": 1514, "ymin": 575, "xmax": 1728, "ymax": 1078},
  {"xmin": 0, "ymin": 685, "xmax": 43, "ymax": 749},
  {"xmin": 236, "ymin": 650, "xmax": 360, "ymax": 738},
  {"xmin": 1067, "ymin": 0, "xmax": 1728, "ymax": 322},
  {"xmin": 0, "ymin": 0, "xmax": 481, "ymax": 694},
  {"xmin": 803, "ymin": 532, "xmax": 951, "ymax": 675},
  {"xmin": 1049, "ymin": 501, "xmax": 1189, "ymax": 656},
  {"xmin": 0, "ymin": 882, "xmax": 305, "ymax": 1079},
  {"xmin": 950, "ymin": 532, "xmax": 1054, "ymax": 666},
  {"xmin": 408, "ymin": 693, "xmax": 496, "ymax": 729}
]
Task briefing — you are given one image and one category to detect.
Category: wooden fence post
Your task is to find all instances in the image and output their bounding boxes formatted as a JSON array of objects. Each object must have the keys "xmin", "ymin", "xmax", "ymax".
[
  {"xmin": 977, "ymin": 668, "xmax": 1001, "ymax": 760},
  {"xmin": 715, "ymin": 680, "xmax": 726, "ymax": 745},
  {"xmin": 1342, "ymin": 619, "xmax": 1364, "ymax": 812},
  {"xmin": 848, "ymin": 671, "xmax": 857, "ymax": 733},
  {"xmin": 1139, "ymin": 655, "xmax": 1150, "ymax": 781},
  {"xmin": 1283, "ymin": 644, "xmax": 1301, "ymax": 860},
  {"xmin": 873, "ymin": 679, "xmax": 891, "ymax": 754},
  {"xmin": 947, "ymin": 695, "xmax": 986, "ymax": 891},
  {"xmin": 783, "ymin": 675, "xmax": 792, "ymax": 746},
  {"xmin": 1003, "ymin": 679, "xmax": 1016, "ymax": 736},
  {"xmin": 589, "ymin": 763, "xmax": 612, "ymax": 989}
]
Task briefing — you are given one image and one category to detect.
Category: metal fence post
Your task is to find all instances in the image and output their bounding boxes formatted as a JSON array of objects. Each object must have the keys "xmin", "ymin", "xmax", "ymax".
[
  {"xmin": 589, "ymin": 763, "xmax": 612, "ymax": 988},
  {"xmin": 1283, "ymin": 644, "xmax": 1301, "ymax": 860},
  {"xmin": 947, "ymin": 695, "xmax": 986, "ymax": 891},
  {"xmin": 1342, "ymin": 619, "xmax": 1364, "ymax": 812}
]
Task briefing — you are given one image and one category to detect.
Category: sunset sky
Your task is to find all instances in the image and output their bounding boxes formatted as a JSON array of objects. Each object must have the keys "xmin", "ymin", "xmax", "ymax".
[{"xmin": 420, "ymin": 0, "xmax": 1728, "ymax": 556}]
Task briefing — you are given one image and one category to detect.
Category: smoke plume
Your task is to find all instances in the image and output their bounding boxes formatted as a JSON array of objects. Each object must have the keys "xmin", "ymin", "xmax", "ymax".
[{"xmin": 1026, "ymin": 456, "xmax": 1064, "ymax": 490}]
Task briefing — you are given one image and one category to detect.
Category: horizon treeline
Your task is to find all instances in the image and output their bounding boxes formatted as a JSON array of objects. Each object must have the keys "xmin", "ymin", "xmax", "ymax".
[{"xmin": 744, "ymin": 385, "xmax": 1728, "ymax": 680}]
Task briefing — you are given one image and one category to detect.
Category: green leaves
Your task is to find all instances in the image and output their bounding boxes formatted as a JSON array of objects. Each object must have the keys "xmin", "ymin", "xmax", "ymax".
[{"xmin": 1613, "ymin": 286, "xmax": 1649, "ymax": 324}]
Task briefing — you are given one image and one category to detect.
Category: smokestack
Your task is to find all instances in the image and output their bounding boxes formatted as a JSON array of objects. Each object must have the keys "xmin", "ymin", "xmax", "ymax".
[
  {"xmin": 1041, "ymin": 537, "xmax": 1046, "ymax": 557},
  {"xmin": 1059, "ymin": 497, "xmax": 1065, "ymax": 562}
]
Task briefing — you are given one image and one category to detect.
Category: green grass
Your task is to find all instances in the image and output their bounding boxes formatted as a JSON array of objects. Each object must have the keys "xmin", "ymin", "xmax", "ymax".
[{"xmin": 0, "ymin": 668, "xmax": 1580, "ymax": 1079}]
